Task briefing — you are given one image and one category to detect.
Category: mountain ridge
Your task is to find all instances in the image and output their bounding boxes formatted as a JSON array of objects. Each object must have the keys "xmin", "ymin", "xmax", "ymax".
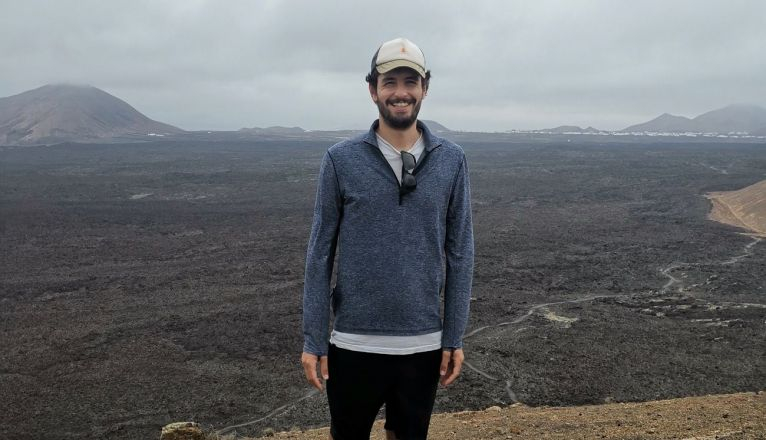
[
  {"xmin": 0, "ymin": 84, "xmax": 183, "ymax": 145},
  {"xmin": 623, "ymin": 104, "xmax": 766, "ymax": 134},
  {"xmin": 539, "ymin": 125, "xmax": 603, "ymax": 134},
  {"xmin": 2, "ymin": 84, "xmax": 765, "ymax": 143}
]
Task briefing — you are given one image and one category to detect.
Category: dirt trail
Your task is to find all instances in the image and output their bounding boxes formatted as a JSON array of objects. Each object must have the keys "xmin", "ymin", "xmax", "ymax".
[
  {"xmin": 249, "ymin": 391, "xmax": 765, "ymax": 439},
  {"xmin": 462, "ymin": 227, "xmax": 764, "ymax": 409},
  {"xmin": 461, "ymin": 294, "xmax": 620, "ymax": 404},
  {"xmin": 217, "ymin": 390, "xmax": 320, "ymax": 436},
  {"xmin": 659, "ymin": 234, "xmax": 762, "ymax": 295},
  {"xmin": 698, "ymin": 161, "xmax": 732, "ymax": 175},
  {"xmin": 723, "ymin": 236, "xmax": 763, "ymax": 265}
]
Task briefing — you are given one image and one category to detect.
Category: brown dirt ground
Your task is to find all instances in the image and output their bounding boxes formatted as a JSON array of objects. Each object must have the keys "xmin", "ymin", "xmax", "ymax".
[
  {"xmin": 246, "ymin": 391, "xmax": 766, "ymax": 440},
  {"xmin": 706, "ymin": 179, "xmax": 766, "ymax": 237}
]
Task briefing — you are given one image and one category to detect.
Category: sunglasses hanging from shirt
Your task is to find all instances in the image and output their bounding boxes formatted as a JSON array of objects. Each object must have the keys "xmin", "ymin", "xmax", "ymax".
[{"xmin": 400, "ymin": 151, "xmax": 417, "ymax": 200}]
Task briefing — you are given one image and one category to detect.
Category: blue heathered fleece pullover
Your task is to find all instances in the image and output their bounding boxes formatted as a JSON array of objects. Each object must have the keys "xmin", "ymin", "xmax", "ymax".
[{"xmin": 302, "ymin": 120, "xmax": 474, "ymax": 356}]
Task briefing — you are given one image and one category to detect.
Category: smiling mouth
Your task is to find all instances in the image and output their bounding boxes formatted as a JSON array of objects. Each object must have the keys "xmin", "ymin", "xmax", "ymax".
[{"xmin": 389, "ymin": 101, "xmax": 413, "ymax": 109}]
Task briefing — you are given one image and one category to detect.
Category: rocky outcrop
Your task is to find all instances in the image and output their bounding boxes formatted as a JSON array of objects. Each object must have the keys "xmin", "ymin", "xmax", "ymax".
[{"xmin": 160, "ymin": 422, "xmax": 205, "ymax": 440}]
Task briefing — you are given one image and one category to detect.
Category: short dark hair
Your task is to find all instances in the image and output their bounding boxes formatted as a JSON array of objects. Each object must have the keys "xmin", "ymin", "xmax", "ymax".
[{"xmin": 366, "ymin": 68, "xmax": 431, "ymax": 90}]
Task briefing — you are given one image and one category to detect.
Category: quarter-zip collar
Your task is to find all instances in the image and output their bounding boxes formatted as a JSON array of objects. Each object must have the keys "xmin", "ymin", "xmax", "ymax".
[
  {"xmin": 362, "ymin": 120, "xmax": 443, "ymax": 153},
  {"xmin": 362, "ymin": 119, "xmax": 442, "ymax": 205}
]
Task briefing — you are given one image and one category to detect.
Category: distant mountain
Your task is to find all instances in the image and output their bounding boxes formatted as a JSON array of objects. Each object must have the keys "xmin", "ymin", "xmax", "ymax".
[
  {"xmin": 422, "ymin": 120, "xmax": 451, "ymax": 133},
  {"xmin": 693, "ymin": 104, "xmax": 766, "ymax": 133},
  {"xmin": 238, "ymin": 121, "xmax": 452, "ymax": 136},
  {"xmin": 623, "ymin": 104, "xmax": 766, "ymax": 134},
  {"xmin": 542, "ymin": 125, "xmax": 602, "ymax": 134},
  {"xmin": 622, "ymin": 113, "xmax": 693, "ymax": 133},
  {"xmin": 0, "ymin": 84, "xmax": 183, "ymax": 145}
]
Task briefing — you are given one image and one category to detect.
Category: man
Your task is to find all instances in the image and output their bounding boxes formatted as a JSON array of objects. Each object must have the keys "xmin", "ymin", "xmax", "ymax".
[{"xmin": 301, "ymin": 37, "xmax": 474, "ymax": 440}]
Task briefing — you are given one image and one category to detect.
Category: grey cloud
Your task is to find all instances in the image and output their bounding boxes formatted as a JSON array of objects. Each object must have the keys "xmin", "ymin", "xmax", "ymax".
[{"xmin": 1, "ymin": 0, "xmax": 764, "ymax": 131}]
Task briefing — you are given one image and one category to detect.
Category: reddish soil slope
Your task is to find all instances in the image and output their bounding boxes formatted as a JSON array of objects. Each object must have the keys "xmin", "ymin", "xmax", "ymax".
[{"xmin": 707, "ymin": 180, "xmax": 766, "ymax": 236}]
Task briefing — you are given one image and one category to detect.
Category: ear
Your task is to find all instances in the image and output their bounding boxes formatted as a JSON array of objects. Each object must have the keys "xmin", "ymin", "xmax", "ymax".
[{"xmin": 368, "ymin": 83, "xmax": 379, "ymax": 103}]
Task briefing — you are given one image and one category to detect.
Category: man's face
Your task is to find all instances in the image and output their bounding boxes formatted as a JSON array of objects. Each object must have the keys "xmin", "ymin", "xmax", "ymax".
[{"xmin": 369, "ymin": 67, "xmax": 427, "ymax": 130}]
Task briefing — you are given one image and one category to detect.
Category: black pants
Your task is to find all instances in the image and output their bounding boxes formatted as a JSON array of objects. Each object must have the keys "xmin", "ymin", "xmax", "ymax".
[{"xmin": 326, "ymin": 344, "xmax": 442, "ymax": 440}]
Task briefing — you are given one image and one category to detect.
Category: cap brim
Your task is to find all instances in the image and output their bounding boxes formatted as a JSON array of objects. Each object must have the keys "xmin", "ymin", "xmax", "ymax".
[{"xmin": 376, "ymin": 60, "xmax": 426, "ymax": 78}]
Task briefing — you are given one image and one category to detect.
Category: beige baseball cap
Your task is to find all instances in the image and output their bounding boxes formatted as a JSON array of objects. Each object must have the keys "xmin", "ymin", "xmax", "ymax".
[{"xmin": 370, "ymin": 37, "xmax": 427, "ymax": 78}]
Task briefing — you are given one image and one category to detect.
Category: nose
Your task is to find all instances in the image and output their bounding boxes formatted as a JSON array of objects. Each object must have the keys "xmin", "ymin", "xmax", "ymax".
[{"xmin": 394, "ymin": 83, "xmax": 409, "ymax": 98}]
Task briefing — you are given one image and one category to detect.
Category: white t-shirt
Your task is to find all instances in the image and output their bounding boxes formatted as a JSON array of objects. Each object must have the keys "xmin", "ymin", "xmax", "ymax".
[
  {"xmin": 329, "ymin": 131, "xmax": 442, "ymax": 355},
  {"xmin": 375, "ymin": 132, "xmax": 426, "ymax": 183}
]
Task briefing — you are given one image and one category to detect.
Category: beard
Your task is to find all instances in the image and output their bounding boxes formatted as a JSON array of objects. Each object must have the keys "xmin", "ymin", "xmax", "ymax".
[{"xmin": 376, "ymin": 97, "xmax": 422, "ymax": 130}]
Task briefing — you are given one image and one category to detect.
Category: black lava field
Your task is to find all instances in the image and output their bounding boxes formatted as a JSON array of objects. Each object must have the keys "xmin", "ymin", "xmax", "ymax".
[{"xmin": 1, "ymin": 138, "xmax": 765, "ymax": 439}]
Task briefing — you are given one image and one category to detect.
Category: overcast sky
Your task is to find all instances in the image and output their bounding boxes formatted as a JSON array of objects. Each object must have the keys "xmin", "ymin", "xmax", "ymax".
[{"xmin": 1, "ymin": 0, "xmax": 764, "ymax": 132}]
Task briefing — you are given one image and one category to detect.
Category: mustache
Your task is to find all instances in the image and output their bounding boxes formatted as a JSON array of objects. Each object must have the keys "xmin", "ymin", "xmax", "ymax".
[{"xmin": 386, "ymin": 98, "xmax": 416, "ymax": 105}]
